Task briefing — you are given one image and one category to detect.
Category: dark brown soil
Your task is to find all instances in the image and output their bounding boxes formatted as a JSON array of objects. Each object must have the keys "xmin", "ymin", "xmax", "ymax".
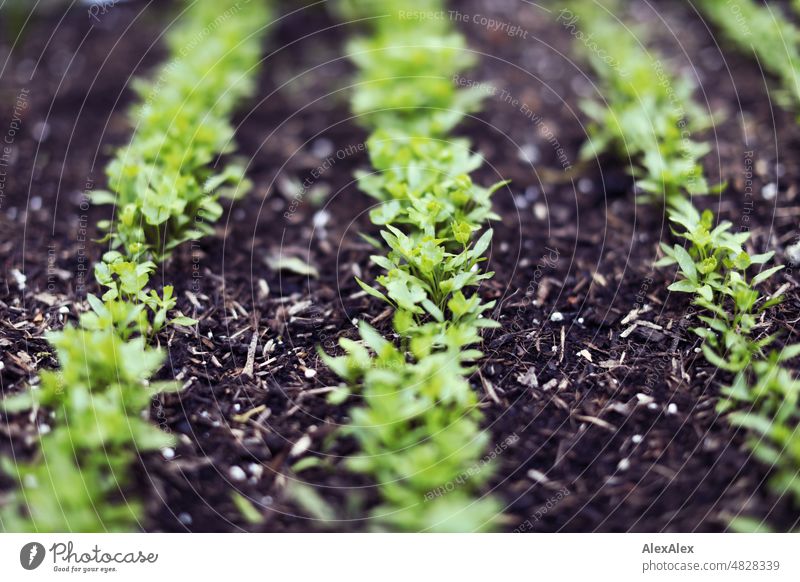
[{"xmin": 1, "ymin": 0, "xmax": 799, "ymax": 532}]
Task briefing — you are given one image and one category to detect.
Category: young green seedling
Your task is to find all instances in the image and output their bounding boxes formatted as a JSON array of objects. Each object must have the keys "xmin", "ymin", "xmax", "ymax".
[
  {"xmin": 698, "ymin": 0, "xmax": 800, "ymax": 112},
  {"xmin": 1, "ymin": 0, "xmax": 271, "ymax": 532},
  {"xmin": 569, "ymin": 0, "xmax": 800, "ymax": 528},
  {"xmin": 323, "ymin": 0, "xmax": 504, "ymax": 531}
]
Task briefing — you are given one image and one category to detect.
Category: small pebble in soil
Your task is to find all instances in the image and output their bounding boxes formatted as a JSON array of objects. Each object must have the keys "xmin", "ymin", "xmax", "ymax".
[
  {"xmin": 178, "ymin": 513, "xmax": 193, "ymax": 526},
  {"xmin": 667, "ymin": 403, "xmax": 678, "ymax": 415},
  {"xmin": 290, "ymin": 434, "xmax": 313, "ymax": 458},
  {"xmin": 162, "ymin": 447, "xmax": 175, "ymax": 460},
  {"xmin": 58, "ymin": 305, "xmax": 69, "ymax": 314},
  {"xmin": 647, "ymin": 402, "xmax": 658, "ymax": 410},
  {"xmin": 311, "ymin": 137, "xmax": 334, "ymax": 159},
  {"xmin": 11, "ymin": 269, "xmax": 26, "ymax": 290},
  {"xmin": 229, "ymin": 466, "xmax": 247, "ymax": 481},
  {"xmin": 761, "ymin": 182, "xmax": 777, "ymax": 200},
  {"xmin": 32, "ymin": 122, "xmax": 50, "ymax": 143},
  {"xmin": 304, "ymin": 368, "xmax": 317, "ymax": 379},
  {"xmin": 518, "ymin": 143, "xmax": 540, "ymax": 165},
  {"xmin": 524, "ymin": 185, "xmax": 539, "ymax": 201},
  {"xmin": 550, "ymin": 311, "xmax": 564, "ymax": 322},
  {"xmin": 38, "ymin": 424, "xmax": 51, "ymax": 435},
  {"xmin": 313, "ymin": 209, "xmax": 330, "ymax": 230},
  {"xmin": 258, "ymin": 279, "xmax": 270, "ymax": 300},
  {"xmin": 617, "ymin": 458, "xmax": 631, "ymax": 471},
  {"xmin": 786, "ymin": 240, "xmax": 800, "ymax": 265},
  {"xmin": 249, "ymin": 463, "xmax": 263, "ymax": 480},
  {"xmin": 632, "ymin": 434, "xmax": 643, "ymax": 444},
  {"xmin": 578, "ymin": 178, "xmax": 593, "ymax": 194}
]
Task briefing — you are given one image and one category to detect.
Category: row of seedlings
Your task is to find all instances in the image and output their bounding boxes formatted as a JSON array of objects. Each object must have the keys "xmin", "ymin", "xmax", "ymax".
[
  {"xmin": 0, "ymin": 0, "xmax": 272, "ymax": 532},
  {"xmin": 566, "ymin": 1, "xmax": 800, "ymax": 528},
  {"xmin": 321, "ymin": 0, "xmax": 505, "ymax": 531},
  {"xmin": 697, "ymin": 0, "xmax": 800, "ymax": 112}
]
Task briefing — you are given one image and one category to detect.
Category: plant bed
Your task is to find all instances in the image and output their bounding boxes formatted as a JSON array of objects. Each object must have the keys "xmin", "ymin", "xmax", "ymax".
[{"xmin": 1, "ymin": 0, "xmax": 799, "ymax": 532}]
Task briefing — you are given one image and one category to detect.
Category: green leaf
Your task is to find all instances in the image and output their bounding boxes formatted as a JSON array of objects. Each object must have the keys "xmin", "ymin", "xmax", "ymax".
[
  {"xmin": 421, "ymin": 298, "xmax": 444, "ymax": 322},
  {"xmin": 171, "ymin": 315, "xmax": 198, "ymax": 327},
  {"xmin": 471, "ymin": 229, "xmax": 493, "ymax": 258},
  {"xmin": 749, "ymin": 251, "xmax": 775, "ymax": 265},
  {"xmin": 291, "ymin": 456, "xmax": 324, "ymax": 473},
  {"xmin": 668, "ymin": 279, "xmax": 698, "ymax": 293},
  {"xmin": 733, "ymin": 251, "xmax": 751, "ymax": 270},
  {"xmin": 358, "ymin": 321, "xmax": 390, "ymax": 353},
  {"xmin": 88, "ymin": 190, "xmax": 117, "ymax": 205},
  {"xmin": 752, "ymin": 265, "xmax": 783, "ymax": 286},
  {"xmin": 452, "ymin": 221, "xmax": 472, "ymax": 245},
  {"xmin": 777, "ymin": 343, "xmax": 800, "ymax": 362},
  {"xmin": 671, "ymin": 245, "xmax": 697, "ymax": 281},
  {"xmin": 697, "ymin": 284, "xmax": 713, "ymax": 302},
  {"xmin": 393, "ymin": 309, "xmax": 415, "ymax": 334},
  {"xmin": 359, "ymin": 232, "xmax": 383, "ymax": 249},
  {"xmin": 356, "ymin": 277, "xmax": 390, "ymax": 304},
  {"xmin": 287, "ymin": 483, "xmax": 334, "ymax": 522},
  {"xmin": 326, "ymin": 386, "xmax": 350, "ymax": 405},
  {"xmin": 231, "ymin": 492, "xmax": 264, "ymax": 525},
  {"xmin": 702, "ymin": 343, "xmax": 736, "ymax": 372},
  {"xmin": 370, "ymin": 255, "xmax": 395, "ymax": 272},
  {"xmin": 1, "ymin": 392, "xmax": 35, "ymax": 413}
]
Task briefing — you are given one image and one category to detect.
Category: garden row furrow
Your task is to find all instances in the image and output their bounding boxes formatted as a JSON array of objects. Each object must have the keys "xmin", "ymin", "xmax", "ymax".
[
  {"xmin": 1, "ymin": 0, "xmax": 271, "ymax": 532},
  {"xmin": 567, "ymin": 1, "xmax": 800, "ymax": 530},
  {"xmin": 320, "ymin": 0, "xmax": 505, "ymax": 531}
]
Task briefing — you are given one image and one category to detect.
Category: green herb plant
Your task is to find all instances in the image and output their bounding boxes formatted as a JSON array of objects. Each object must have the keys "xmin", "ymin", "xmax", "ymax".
[
  {"xmin": 569, "ymin": 0, "xmax": 800, "ymax": 528},
  {"xmin": 322, "ymin": 0, "xmax": 504, "ymax": 531},
  {"xmin": 1, "ymin": 0, "xmax": 271, "ymax": 532}
]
